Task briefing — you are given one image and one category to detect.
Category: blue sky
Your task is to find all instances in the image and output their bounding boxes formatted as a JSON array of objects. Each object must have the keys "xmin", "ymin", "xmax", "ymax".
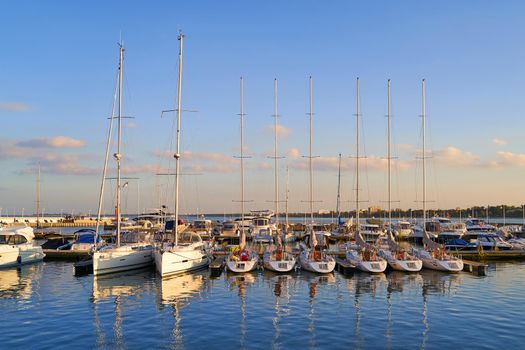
[{"xmin": 1, "ymin": 1, "xmax": 525, "ymax": 216}]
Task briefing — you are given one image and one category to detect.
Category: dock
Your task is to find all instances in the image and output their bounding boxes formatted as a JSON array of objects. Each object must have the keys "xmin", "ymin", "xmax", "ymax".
[
  {"xmin": 209, "ymin": 256, "xmax": 227, "ymax": 277},
  {"xmin": 462, "ymin": 260, "xmax": 488, "ymax": 276},
  {"xmin": 44, "ymin": 249, "xmax": 91, "ymax": 261},
  {"xmin": 449, "ymin": 249, "xmax": 525, "ymax": 261},
  {"xmin": 335, "ymin": 257, "xmax": 357, "ymax": 275}
]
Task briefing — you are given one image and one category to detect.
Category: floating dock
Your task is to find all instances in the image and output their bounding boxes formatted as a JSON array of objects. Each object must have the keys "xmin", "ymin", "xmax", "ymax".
[{"xmin": 449, "ymin": 249, "xmax": 525, "ymax": 261}]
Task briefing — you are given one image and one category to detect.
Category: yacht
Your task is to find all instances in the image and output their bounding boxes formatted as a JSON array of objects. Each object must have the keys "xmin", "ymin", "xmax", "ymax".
[
  {"xmin": 392, "ymin": 220, "xmax": 413, "ymax": 239},
  {"xmin": 225, "ymin": 76, "xmax": 259, "ymax": 274},
  {"xmin": 262, "ymin": 79, "xmax": 296, "ymax": 273},
  {"xmin": 297, "ymin": 77, "xmax": 335, "ymax": 274},
  {"xmin": 154, "ymin": 33, "xmax": 211, "ymax": 277},
  {"xmin": 412, "ymin": 79, "xmax": 463, "ymax": 273},
  {"xmin": 92, "ymin": 43, "xmax": 154, "ymax": 276},
  {"xmin": 377, "ymin": 80, "xmax": 421, "ymax": 273},
  {"xmin": 251, "ymin": 216, "xmax": 274, "ymax": 244},
  {"xmin": 0, "ymin": 226, "xmax": 45, "ymax": 268}
]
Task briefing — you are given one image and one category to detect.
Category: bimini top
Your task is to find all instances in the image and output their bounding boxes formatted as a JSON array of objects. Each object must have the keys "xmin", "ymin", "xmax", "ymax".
[{"xmin": 0, "ymin": 226, "xmax": 35, "ymax": 242}]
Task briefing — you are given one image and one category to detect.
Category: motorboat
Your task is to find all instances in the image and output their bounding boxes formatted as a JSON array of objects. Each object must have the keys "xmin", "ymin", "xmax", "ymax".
[
  {"xmin": 360, "ymin": 223, "xmax": 385, "ymax": 244},
  {"xmin": 0, "ymin": 226, "xmax": 45, "ymax": 268},
  {"xmin": 250, "ymin": 216, "xmax": 275, "ymax": 244},
  {"xmin": 445, "ymin": 232, "xmax": 513, "ymax": 251},
  {"xmin": 392, "ymin": 220, "xmax": 413, "ymax": 239},
  {"xmin": 70, "ymin": 229, "xmax": 105, "ymax": 251},
  {"xmin": 221, "ymin": 221, "xmax": 240, "ymax": 237},
  {"xmin": 464, "ymin": 218, "xmax": 497, "ymax": 232},
  {"xmin": 192, "ymin": 219, "xmax": 213, "ymax": 239}
]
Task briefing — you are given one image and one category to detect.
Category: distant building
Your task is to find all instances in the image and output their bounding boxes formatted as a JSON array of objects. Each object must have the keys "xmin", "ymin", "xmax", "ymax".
[{"xmin": 318, "ymin": 209, "xmax": 331, "ymax": 215}]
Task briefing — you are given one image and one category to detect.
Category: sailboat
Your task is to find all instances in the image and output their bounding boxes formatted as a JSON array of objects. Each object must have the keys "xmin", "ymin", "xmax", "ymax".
[
  {"xmin": 153, "ymin": 32, "xmax": 211, "ymax": 278},
  {"xmin": 412, "ymin": 79, "xmax": 463, "ymax": 272},
  {"xmin": 93, "ymin": 42, "xmax": 154, "ymax": 276},
  {"xmin": 226, "ymin": 76, "xmax": 259, "ymax": 273},
  {"xmin": 377, "ymin": 80, "xmax": 422, "ymax": 272},
  {"xmin": 345, "ymin": 78, "xmax": 388, "ymax": 274},
  {"xmin": 297, "ymin": 77, "xmax": 336, "ymax": 274},
  {"xmin": 263, "ymin": 79, "xmax": 296, "ymax": 273}
]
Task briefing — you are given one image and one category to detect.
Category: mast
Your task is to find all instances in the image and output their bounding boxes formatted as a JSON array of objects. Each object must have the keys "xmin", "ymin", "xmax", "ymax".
[
  {"xmin": 36, "ymin": 163, "xmax": 41, "ymax": 228},
  {"xmin": 422, "ymin": 79, "xmax": 426, "ymax": 229},
  {"xmin": 309, "ymin": 77, "xmax": 314, "ymax": 226},
  {"xmin": 355, "ymin": 78, "xmax": 360, "ymax": 233},
  {"xmin": 336, "ymin": 153, "xmax": 342, "ymax": 224},
  {"xmin": 115, "ymin": 43, "xmax": 124, "ymax": 247},
  {"xmin": 174, "ymin": 32, "xmax": 184, "ymax": 247},
  {"xmin": 285, "ymin": 166, "xmax": 289, "ymax": 232},
  {"xmin": 387, "ymin": 79, "xmax": 392, "ymax": 230},
  {"xmin": 94, "ymin": 68, "xmax": 119, "ymax": 247},
  {"xmin": 273, "ymin": 78, "xmax": 280, "ymax": 231},
  {"xmin": 239, "ymin": 76, "xmax": 246, "ymax": 249}
]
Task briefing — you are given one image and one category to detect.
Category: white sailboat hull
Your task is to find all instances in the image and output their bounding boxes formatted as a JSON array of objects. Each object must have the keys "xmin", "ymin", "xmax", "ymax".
[
  {"xmin": 93, "ymin": 244, "xmax": 153, "ymax": 276},
  {"xmin": 263, "ymin": 252, "xmax": 296, "ymax": 272},
  {"xmin": 379, "ymin": 250, "xmax": 422, "ymax": 272},
  {"xmin": 226, "ymin": 254, "xmax": 258, "ymax": 273},
  {"xmin": 154, "ymin": 245, "xmax": 210, "ymax": 278},
  {"xmin": 416, "ymin": 250, "xmax": 463, "ymax": 272},
  {"xmin": 345, "ymin": 251, "xmax": 387, "ymax": 273},
  {"xmin": 298, "ymin": 250, "xmax": 335, "ymax": 274}
]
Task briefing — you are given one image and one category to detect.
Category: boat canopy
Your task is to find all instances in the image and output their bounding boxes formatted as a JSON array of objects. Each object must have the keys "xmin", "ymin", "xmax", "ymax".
[{"xmin": 0, "ymin": 226, "xmax": 35, "ymax": 242}]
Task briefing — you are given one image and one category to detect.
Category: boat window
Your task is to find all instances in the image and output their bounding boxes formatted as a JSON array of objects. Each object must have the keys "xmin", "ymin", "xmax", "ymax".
[
  {"xmin": 254, "ymin": 219, "xmax": 267, "ymax": 226},
  {"xmin": 223, "ymin": 223, "xmax": 235, "ymax": 229},
  {"xmin": 7, "ymin": 234, "xmax": 27, "ymax": 245},
  {"xmin": 0, "ymin": 235, "xmax": 7, "ymax": 244}
]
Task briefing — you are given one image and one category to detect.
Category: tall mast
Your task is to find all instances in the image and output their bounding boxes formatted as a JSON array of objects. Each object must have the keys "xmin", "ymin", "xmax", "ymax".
[
  {"xmin": 285, "ymin": 166, "xmax": 289, "ymax": 232},
  {"xmin": 355, "ymin": 78, "xmax": 360, "ymax": 232},
  {"xmin": 240, "ymin": 76, "xmax": 245, "ymax": 240},
  {"xmin": 36, "ymin": 163, "xmax": 41, "ymax": 228},
  {"xmin": 387, "ymin": 79, "xmax": 392, "ymax": 230},
  {"xmin": 273, "ymin": 79, "xmax": 279, "ymax": 229},
  {"xmin": 422, "ymin": 79, "xmax": 426, "ymax": 228},
  {"xmin": 174, "ymin": 32, "xmax": 184, "ymax": 246},
  {"xmin": 336, "ymin": 153, "xmax": 341, "ymax": 223},
  {"xmin": 115, "ymin": 43, "xmax": 124, "ymax": 247},
  {"xmin": 308, "ymin": 77, "xmax": 314, "ymax": 225},
  {"xmin": 94, "ymin": 60, "xmax": 119, "ymax": 247}
]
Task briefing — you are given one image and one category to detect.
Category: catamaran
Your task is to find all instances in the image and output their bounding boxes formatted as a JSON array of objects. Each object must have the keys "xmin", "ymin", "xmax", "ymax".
[
  {"xmin": 226, "ymin": 77, "xmax": 259, "ymax": 273},
  {"xmin": 344, "ymin": 78, "xmax": 387, "ymax": 274},
  {"xmin": 297, "ymin": 77, "xmax": 336, "ymax": 274},
  {"xmin": 263, "ymin": 79, "xmax": 296, "ymax": 273},
  {"xmin": 154, "ymin": 32, "xmax": 211, "ymax": 277},
  {"xmin": 93, "ymin": 42, "xmax": 153, "ymax": 276}
]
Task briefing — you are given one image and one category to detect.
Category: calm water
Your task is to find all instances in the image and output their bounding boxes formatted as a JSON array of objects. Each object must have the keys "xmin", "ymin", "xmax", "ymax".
[{"xmin": 1, "ymin": 261, "xmax": 525, "ymax": 349}]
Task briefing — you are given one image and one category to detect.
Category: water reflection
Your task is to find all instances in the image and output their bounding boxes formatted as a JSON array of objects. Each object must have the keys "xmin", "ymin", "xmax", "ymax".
[
  {"xmin": 91, "ymin": 268, "xmax": 156, "ymax": 349},
  {"xmin": 0, "ymin": 264, "xmax": 42, "ymax": 299},
  {"xmin": 226, "ymin": 273, "xmax": 256, "ymax": 350}
]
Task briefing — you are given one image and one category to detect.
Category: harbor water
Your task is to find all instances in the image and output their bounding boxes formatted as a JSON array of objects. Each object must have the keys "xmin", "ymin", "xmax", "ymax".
[{"xmin": 1, "ymin": 261, "xmax": 525, "ymax": 349}]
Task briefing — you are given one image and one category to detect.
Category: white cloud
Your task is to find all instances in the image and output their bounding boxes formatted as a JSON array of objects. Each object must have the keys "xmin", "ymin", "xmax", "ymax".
[
  {"xmin": 287, "ymin": 148, "xmax": 301, "ymax": 159},
  {"xmin": 17, "ymin": 136, "xmax": 85, "ymax": 149},
  {"xmin": 0, "ymin": 102, "xmax": 32, "ymax": 112},
  {"xmin": 266, "ymin": 124, "xmax": 290, "ymax": 138},
  {"xmin": 495, "ymin": 152, "xmax": 525, "ymax": 167},
  {"xmin": 433, "ymin": 146, "xmax": 481, "ymax": 167},
  {"xmin": 492, "ymin": 138, "xmax": 507, "ymax": 146}
]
